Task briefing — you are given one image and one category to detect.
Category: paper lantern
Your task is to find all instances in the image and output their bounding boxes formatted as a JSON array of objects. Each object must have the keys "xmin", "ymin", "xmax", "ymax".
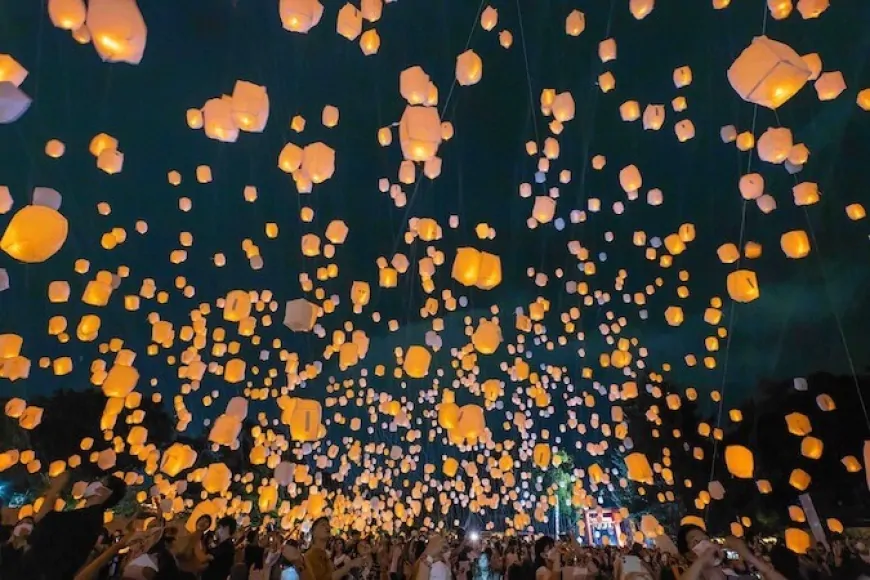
[
  {"xmin": 438, "ymin": 402, "xmax": 460, "ymax": 430},
  {"xmin": 102, "ymin": 363, "xmax": 139, "ymax": 398},
  {"xmin": 49, "ymin": 0, "xmax": 87, "ymax": 30},
  {"xmin": 185, "ymin": 108, "xmax": 203, "ymax": 129},
  {"xmin": 471, "ymin": 320, "xmax": 502, "ymax": 354},
  {"xmin": 664, "ymin": 306, "xmax": 684, "ymax": 326},
  {"xmin": 858, "ymin": 90, "xmax": 870, "ymax": 111},
  {"xmin": 789, "ymin": 506, "xmax": 806, "ymax": 522},
  {"xmin": 0, "ymin": 82, "xmax": 31, "ymax": 124},
  {"xmin": 203, "ymin": 463, "xmax": 232, "ymax": 494},
  {"xmin": 629, "ymin": 0, "xmax": 654, "ymax": 19},
  {"xmin": 599, "ymin": 38, "xmax": 616, "ymax": 62},
  {"xmin": 209, "ymin": 414, "xmax": 242, "ymax": 446},
  {"xmin": 673, "ymin": 65, "xmax": 692, "ymax": 88},
  {"xmin": 288, "ymin": 399, "xmax": 322, "ymax": 441},
  {"xmin": 403, "ymin": 346, "xmax": 431, "ymax": 378},
  {"xmin": 223, "ymin": 290, "xmax": 252, "ymax": 322},
  {"xmin": 619, "ymin": 165, "xmax": 642, "ymax": 193},
  {"xmin": 283, "ymin": 299, "xmax": 318, "ymax": 332},
  {"xmin": 533, "ymin": 196, "xmax": 556, "ymax": 223},
  {"xmin": 96, "ymin": 449, "xmax": 116, "ymax": 470},
  {"xmin": 443, "ymin": 457, "xmax": 459, "ymax": 477},
  {"xmin": 533, "ymin": 443, "xmax": 552, "ymax": 468},
  {"xmin": 664, "ymin": 234, "xmax": 685, "ymax": 255},
  {"xmin": 789, "ymin": 468, "xmax": 811, "ymax": 491},
  {"xmin": 642, "ymin": 104, "xmax": 665, "ymax": 130},
  {"xmin": 231, "ymin": 80, "xmax": 269, "ymax": 132},
  {"xmin": 279, "ymin": 0, "xmax": 324, "ymax": 33},
  {"xmin": 792, "ymin": 182, "xmax": 820, "ymax": 206},
  {"xmin": 336, "ymin": 3, "xmax": 362, "ymax": 40},
  {"xmin": 727, "ymin": 36, "xmax": 810, "ymax": 109},
  {"xmin": 399, "ymin": 66, "xmax": 431, "ymax": 105},
  {"xmin": 800, "ymin": 436, "xmax": 823, "ymax": 459},
  {"xmin": 301, "ymin": 142, "xmax": 335, "ymax": 184},
  {"xmin": 757, "ymin": 479, "xmax": 772, "ymax": 494},
  {"xmin": 86, "ymin": 0, "xmax": 148, "ymax": 65},
  {"xmin": 278, "ymin": 143, "xmax": 303, "ymax": 173},
  {"xmin": 0, "ymin": 55, "xmax": 26, "ymax": 88},
  {"xmin": 675, "ymin": 119, "xmax": 695, "ymax": 142},
  {"xmin": 1, "ymin": 205, "xmax": 69, "ymax": 263},
  {"xmin": 625, "ymin": 453, "xmax": 653, "ymax": 483},
  {"xmin": 359, "ymin": 29, "xmax": 380, "ymax": 55},
  {"xmin": 224, "ymin": 359, "xmax": 246, "ymax": 383},
  {"xmin": 565, "ymin": 10, "xmax": 585, "ymax": 36},
  {"xmin": 202, "ymin": 97, "xmax": 239, "ymax": 143},
  {"xmin": 455, "ymin": 50, "xmax": 482, "ymax": 86},
  {"xmin": 785, "ymin": 528, "xmax": 811, "ymax": 554},
  {"xmin": 4, "ymin": 397, "xmax": 25, "ymax": 418},
  {"xmin": 797, "ymin": 0, "xmax": 829, "ymax": 19},
  {"xmin": 814, "ymin": 71, "xmax": 846, "ymax": 101},
  {"xmin": 725, "ymin": 445, "xmax": 754, "ymax": 478},
  {"xmin": 619, "ymin": 101, "xmax": 640, "ymax": 122},
  {"xmin": 455, "ymin": 404, "xmax": 485, "ymax": 441},
  {"xmin": 321, "ymin": 105, "xmax": 339, "ymax": 128},
  {"xmin": 35, "ymin": 187, "xmax": 66, "ymax": 211},
  {"xmin": 552, "ymin": 92, "xmax": 575, "ymax": 122},
  {"xmin": 726, "ymin": 269, "xmax": 760, "ymax": 303},
  {"xmin": 97, "ymin": 149, "xmax": 124, "ymax": 174},
  {"xmin": 399, "ymin": 106, "xmax": 442, "ymax": 162},
  {"xmin": 785, "ymin": 412, "xmax": 812, "ymax": 436},
  {"xmin": 780, "ymin": 230, "xmax": 810, "ymax": 258},
  {"xmin": 767, "ymin": 0, "xmax": 793, "ymax": 19},
  {"xmin": 18, "ymin": 406, "xmax": 43, "ymax": 429},
  {"xmin": 757, "ymin": 127, "xmax": 793, "ymax": 163},
  {"xmin": 815, "ymin": 394, "xmax": 836, "ymax": 411},
  {"xmin": 739, "ymin": 173, "xmax": 764, "ymax": 200}
]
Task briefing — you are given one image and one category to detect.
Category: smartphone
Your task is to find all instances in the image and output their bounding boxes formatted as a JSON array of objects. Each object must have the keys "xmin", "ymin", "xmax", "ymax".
[
  {"xmin": 620, "ymin": 555, "xmax": 645, "ymax": 574},
  {"xmin": 725, "ymin": 549, "xmax": 739, "ymax": 561}
]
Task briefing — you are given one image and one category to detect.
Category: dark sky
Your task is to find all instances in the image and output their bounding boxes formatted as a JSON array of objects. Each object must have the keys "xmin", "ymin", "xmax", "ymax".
[{"xmin": 0, "ymin": 0, "xmax": 869, "ymax": 430}]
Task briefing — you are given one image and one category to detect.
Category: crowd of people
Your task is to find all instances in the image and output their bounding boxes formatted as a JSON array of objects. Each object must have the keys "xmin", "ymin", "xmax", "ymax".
[{"xmin": 2, "ymin": 473, "xmax": 870, "ymax": 579}]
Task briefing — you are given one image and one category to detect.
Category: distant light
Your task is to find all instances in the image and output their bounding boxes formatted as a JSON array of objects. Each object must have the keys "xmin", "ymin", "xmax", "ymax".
[{"xmin": 469, "ymin": 531, "xmax": 480, "ymax": 542}]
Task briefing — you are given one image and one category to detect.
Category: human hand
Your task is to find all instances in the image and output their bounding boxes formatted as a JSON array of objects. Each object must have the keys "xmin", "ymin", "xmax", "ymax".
[{"xmin": 724, "ymin": 536, "xmax": 749, "ymax": 557}]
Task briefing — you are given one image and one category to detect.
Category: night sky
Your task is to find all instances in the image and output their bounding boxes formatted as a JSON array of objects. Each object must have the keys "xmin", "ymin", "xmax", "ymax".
[{"xmin": 0, "ymin": 0, "xmax": 869, "ymax": 428}]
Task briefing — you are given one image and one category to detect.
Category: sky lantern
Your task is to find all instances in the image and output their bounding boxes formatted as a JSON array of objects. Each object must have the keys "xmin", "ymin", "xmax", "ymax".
[
  {"xmin": 399, "ymin": 106, "xmax": 442, "ymax": 162},
  {"xmin": 0, "ymin": 55, "xmax": 27, "ymax": 87},
  {"xmin": 0, "ymin": 82, "xmax": 32, "ymax": 124},
  {"xmin": 472, "ymin": 320, "xmax": 502, "ymax": 354},
  {"xmin": 336, "ymin": 3, "xmax": 362, "ymax": 41},
  {"xmin": 725, "ymin": 445, "xmax": 754, "ymax": 479},
  {"xmin": 1, "ymin": 205, "xmax": 69, "ymax": 263},
  {"xmin": 203, "ymin": 97, "xmax": 239, "ymax": 143},
  {"xmin": 48, "ymin": 0, "xmax": 87, "ymax": 30},
  {"xmin": 726, "ymin": 270, "xmax": 760, "ymax": 303},
  {"xmin": 231, "ymin": 80, "xmax": 270, "ymax": 132},
  {"xmin": 359, "ymin": 30, "xmax": 380, "ymax": 55},
  {"xmin": 480, "ymin": 6, "xmax": 498, "ymax": 30},
  {"xmin": 797, "ymin": 0, "xmax": 829, "ymax": 19},
  {"xmin": 780, "ymin": 230, "xmax": 810, "ymax": 259},
  {"xmin": 86, "ymin": 0, "xmax": 148, "ymax": 65},
  {"xmin": 757, "ymin": 127, "xmax": 793, "ymax": 163},
  {"xmin": 814, "ymin": 71, "xmax": 846, "ymax": 101},
  {"xmin": 456, "ymin": 50, "xmax": 483, "ymax": 86},
  {"xmin": 565, "ymin": 10, "xmax": 585, "ymax": 36},
  {"xmin": 728, "ymin": 36, "xmax": 810, "ymax": 109},
  {"xmin": 301, "ymin": 142, "xmax": 336, "ymax": 184},
  {"xmin": 280, "ymin": 0, "xmax": 324, "ymax": 33},
  {"xmin": 403, "ymin": 346, "xmax": 431, "ymax": 378}
]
